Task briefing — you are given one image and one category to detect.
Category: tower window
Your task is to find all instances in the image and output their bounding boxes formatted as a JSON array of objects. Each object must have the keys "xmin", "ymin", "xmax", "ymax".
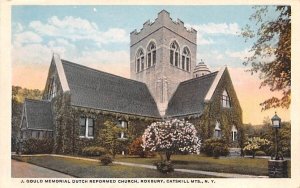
[
  {"xmin": 182, "ymin": 47, "xmax": 190, "ymax": 72},
  {"xmin": 136, "ymin": 49, "xmax": 145, "ymax": 72},
  {"xmin": 221, "ymin": 90, "xmax": 231, "ymax": 108},
  {"xmin": 147, "ymin": 42, "xmax": 156, "ymax": 68},
  {"xmin": 170, "ymin": 41, "xmax": 179, "ymax": 67}
]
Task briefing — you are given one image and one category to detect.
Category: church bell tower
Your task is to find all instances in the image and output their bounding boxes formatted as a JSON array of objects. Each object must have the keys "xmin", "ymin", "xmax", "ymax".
[{"xmin": 130, "ymin": 10, "xmax": 197, "ymax": 116}]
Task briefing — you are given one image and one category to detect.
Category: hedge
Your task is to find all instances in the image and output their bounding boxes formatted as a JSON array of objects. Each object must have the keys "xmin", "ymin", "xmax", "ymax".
[{"xmin": 21, "ymin": 138, "xmax": 54, "ymax": 154}]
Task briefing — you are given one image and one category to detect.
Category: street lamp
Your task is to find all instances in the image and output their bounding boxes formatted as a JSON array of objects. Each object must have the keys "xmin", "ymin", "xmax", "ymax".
[{"xmin": 271, "ymin": 112, "xmax": 282, "ymax": 160}]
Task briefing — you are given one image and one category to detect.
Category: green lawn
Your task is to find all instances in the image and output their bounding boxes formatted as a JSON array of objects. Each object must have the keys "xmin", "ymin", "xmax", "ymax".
[
  {"xmin": 13, "ymin": 156, "xmax": 215, "ymax": 178},
  {"xmin": 115, "ymin": 154, "xmax": 291, "ymax": 177}
]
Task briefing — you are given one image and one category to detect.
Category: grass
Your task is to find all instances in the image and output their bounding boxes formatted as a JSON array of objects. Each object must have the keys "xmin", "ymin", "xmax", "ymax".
[
  {"xmin": 115, "ymin": 154, "xmax": 291, "ymax": 177},
  {"xmin": 13, "ymin": 156, "xmax": 215, "ymax": 178}
]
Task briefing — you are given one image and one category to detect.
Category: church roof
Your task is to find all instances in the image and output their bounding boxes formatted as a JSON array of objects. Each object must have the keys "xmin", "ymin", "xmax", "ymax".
[
  {"xmin": 61, "ymin": 60, "xmax": 161, "ymax": 118},
  {"xmin": 23, "ymin": 99, "xmax": 54, "ymax": 130},
  {"xmin": 165, "ymin": 72, "xmax": 218, "ymax": 117}
]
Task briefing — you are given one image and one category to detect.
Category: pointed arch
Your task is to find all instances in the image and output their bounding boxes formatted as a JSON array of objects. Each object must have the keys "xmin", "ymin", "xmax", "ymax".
[
  {"xmin": 182, "ymin": 47, "xmax": 190, "ymax": 72},
  {"xmin": 147, "ymin": 42, "xmax": 156, "ymax": 68},
  {"xmin": 214, "ymin": 121, "xmax": 222, "ymax": 138},
  {"xmin": 170, "ymin": 41, "xmax": 180, "ymax": 67},
  {"xmin": 136, "ymin": 48, "xmax": 145, "ymax": 72},
  {"xmin": 221, "ymin": 89, "xmax": 231, "ymax": 108},
  {"xmin": 231, "ymin": 125, "xmax": 238, "ymax": 141}
]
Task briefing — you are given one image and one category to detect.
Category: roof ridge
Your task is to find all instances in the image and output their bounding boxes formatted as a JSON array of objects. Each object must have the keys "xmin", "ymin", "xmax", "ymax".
[
  {"xmin": 61, "ymin": 59, "xmax": 147, "ymax": 86},
  {"xmin": 179, "ymin": 71, "xmax": 218, "ymax": 85}
]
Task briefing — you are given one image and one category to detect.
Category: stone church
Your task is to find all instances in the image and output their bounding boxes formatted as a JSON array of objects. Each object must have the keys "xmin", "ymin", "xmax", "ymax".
[{"xmin": 19, "ymin": 10, "xmax": 243, "ymax": 154}]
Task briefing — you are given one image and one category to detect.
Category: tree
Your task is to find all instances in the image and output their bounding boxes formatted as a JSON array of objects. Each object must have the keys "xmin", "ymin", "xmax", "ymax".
[
  {"xmin": 243, "ymin": 137, "xmax": 271, "ymax": 158},
  {"xmin": 141, "ymin": 119, "xmax": 201, "ymax": 161},
  {"xmin": 128, "ymin": 136, "xmax": 155, "ymax": 158},
  {"xmin": 99, "ymin": 120, "xmax": 130, "ymax": 158},
  {"xmin": 241, "ymin": 6, "xmax": 291, "ymax": 110}
]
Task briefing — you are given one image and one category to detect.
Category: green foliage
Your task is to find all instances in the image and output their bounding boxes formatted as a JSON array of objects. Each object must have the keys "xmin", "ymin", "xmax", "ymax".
[
  {"xmin": 255, "ymin": 150, "xmax": 266, "ymax": 156},
  {"xmin": 241, "ymin": 6, "xmax": 291, "ymax": 110},
  {"xmin": 11, "ymin": 86, "xmax": 43, "ymax": 151},
  {"xmin": 201, "ymin": 138, "xmax": 229, "ymax": 157},
  {"xmin": 100, "ymin": 120, "xmax": 130, "ymax": 157},
  {"xmin": 81, "ymin": 146, "xmax": 107, "ymax": 156},
  {"xmin": 243, "ymin": 120, "xmax": 291, "ymax": 157},
  {"xmin": 154, "ymin": 160, "xmax": 174, "ymax": 173},
  {"xmin": 243, "ymin": 137, "xmax": 271, "ymax": 158},
  {"xmin": 21, "ymin": 138, "xmax": 54, "ymax": 154},
  {"xmin": 128, "ymin": 137, "xmax": 155, "ymax": 158},
  {"xmin": 100, "ymin": 154, "xmax": 113, "ymax": 165}
]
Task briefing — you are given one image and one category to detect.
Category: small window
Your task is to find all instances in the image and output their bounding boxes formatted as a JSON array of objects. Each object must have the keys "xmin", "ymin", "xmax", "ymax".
[
  {"xmin": 170, "ymin": 41, "xmax": 179, "ymax": 67},
  {"xmin": 182, "ymin": 47, "xmax": 190, "ymax": 72},
  {"xmin": 147, "ymin": 42, "xmax": 156, "ymax": 67},
  {"xmin": 118, "ymin": 120, "xmax": 128, "ymax": 139},
  {"xmin": 80, "ymin": 117, "xmax": 86, "ymax": 137},
  {"xmin": 79, "ymin": 117, "xmax": 94, "ymax": 138},
  {"xmin": 221, "ymin": 90, "xmax": 231, "ymax": 108},
  {"xmin": 214, "ymin": 121, "xmax": 222, "ymax": 138},
  {"xmin": 48, "ymin": 78, "xmax": 57, "ymax": 100},
  {"xmin": 87, "ymin": 118, "xmax": 94, "ymax": 137},
  {"xmin": 136, "ymin": 49, "xmax": 145, "ymax": 72},
  {"xmin": 231, "ymin": 125, "xmax": 238, "ymax": 141}
]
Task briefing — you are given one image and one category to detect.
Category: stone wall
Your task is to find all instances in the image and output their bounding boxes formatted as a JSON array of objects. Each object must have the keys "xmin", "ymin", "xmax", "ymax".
[{"xmin": 179, "ymin": 69, "xmax": 244, "ymax": 148}]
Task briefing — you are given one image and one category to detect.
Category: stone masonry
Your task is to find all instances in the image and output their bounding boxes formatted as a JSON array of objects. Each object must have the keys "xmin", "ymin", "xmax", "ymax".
[{"xmin": 130, "ymin": 10, "xmax": 197, "ymax": 116}]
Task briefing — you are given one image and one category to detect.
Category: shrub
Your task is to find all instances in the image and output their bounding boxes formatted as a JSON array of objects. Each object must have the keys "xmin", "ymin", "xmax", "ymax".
[
  {"xmin": 255, "ymin": 150, "xmax": 266, "ymax": 156},
  {"xmin": 154, "ymin": 160, "xmax": 174, "ymax": 173},
  {"xmin": 128, "ymin": 137, "xmax": 156, "ymax": 158},
  {"xmin": 201, "ymin": 138, "xmax": 229, "ymax": 157},
  {"xmin": 21, "ymin": 138, "xmax": 53, "ymax": 154},
  {"xmin": 100, "ymin": 154, "xmax": 113, "ymax": 165},
  {"xmin": 81, "ymin": 146, "xmax": 107, "ymax": 156},
  {"xmin": 243, "ymin": 137, "xmax": 271, "ymax": 158}
]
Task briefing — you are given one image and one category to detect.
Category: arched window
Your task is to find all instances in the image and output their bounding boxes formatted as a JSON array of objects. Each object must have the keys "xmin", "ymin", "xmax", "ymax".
[
  {"xmin": 231, "ymin": 125, "xmax": 238, "ymax": 141},
  {"xmin": 221, "ymin": 90, "xmax": 231, "ymax": 108},
  {"xmin": 136, "ymin": 49, "xmax": 145, "ymax": 72},
  {"xmin": 170, "ymin": 41, "xmax": 179, "ymax": 67},
  {"xmin": 214, "ymin": 121, "xmax": 222, "ymax": 138},
  {"xmin": 48, "ymin": 77, "xmax": 57, "ymax": 100},
  {"xmin": 182, "ymin": 47, "xmax": 190, "ymax": 71},
  {"xmin": 147, "ymin": 42, "xmax": 156, "ymax": 68}
]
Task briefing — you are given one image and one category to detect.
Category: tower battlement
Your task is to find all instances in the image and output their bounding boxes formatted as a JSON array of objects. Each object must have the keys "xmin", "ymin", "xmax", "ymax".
[{"xmin": 130, "ymin": 10, "xmax": 197, "ymax": 46}]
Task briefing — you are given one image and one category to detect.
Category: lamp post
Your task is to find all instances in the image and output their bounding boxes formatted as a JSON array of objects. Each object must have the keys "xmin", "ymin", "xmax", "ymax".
[
  {"xmin": 271, "ymin": 112, "xmax": 282, "ymax": 160},
  {"xmin": 268, "ymin": 112, "xmax": 288, "ymax": 178}
]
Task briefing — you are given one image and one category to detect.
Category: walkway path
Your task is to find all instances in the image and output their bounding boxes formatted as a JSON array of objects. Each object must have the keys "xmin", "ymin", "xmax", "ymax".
[
  {"xmin": 16, "ymin": 154, "xmax": 268, "ymax": 178},
  {"xmin": 12, "ymin": 159, "xmax": 73, "ymax": 178}
]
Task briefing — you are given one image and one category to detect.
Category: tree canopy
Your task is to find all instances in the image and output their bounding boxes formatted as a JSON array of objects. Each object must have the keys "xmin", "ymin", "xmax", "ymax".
[
  {"xmin": 241, "ymin": 6, "xmax": 291, "ymax": 110},
  {"xmin": 142, "ymin": 119, "xmax": 201, "ymax": 161}
]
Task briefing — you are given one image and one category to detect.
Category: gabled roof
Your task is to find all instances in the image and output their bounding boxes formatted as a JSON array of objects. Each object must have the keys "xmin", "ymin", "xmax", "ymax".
[
  {"xmin": 165, "ymin": 72, "xmax": 218, "ymax": 117},
  {"xmin": 23, "ymin": 99, "xmax": 54, "ymax": 130},
  {"xmin": 61, "ymin": 60, "xmax": 161, "ymax": 118}
]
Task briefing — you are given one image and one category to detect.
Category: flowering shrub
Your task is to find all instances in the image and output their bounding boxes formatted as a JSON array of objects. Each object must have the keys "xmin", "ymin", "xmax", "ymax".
[
  {"xmin": 128, "ymin": 137, "xmax": 155, "ymax": 158},
  {"xmin": 201, "ymin": 138, "xmax": 229, "ymax": 157},
  {"xmin": 243, "ymin": 137, "xmax": 271, "ymax": 158},
  {"xmin": 142, "ymin": 119, "xmax": 201, "ymax": 161}
]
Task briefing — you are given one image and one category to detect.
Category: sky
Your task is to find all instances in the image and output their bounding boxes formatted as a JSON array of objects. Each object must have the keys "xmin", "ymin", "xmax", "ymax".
[{"xmin": 11, "ymin": 5, "xmax": 290, "ymax": 125}]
